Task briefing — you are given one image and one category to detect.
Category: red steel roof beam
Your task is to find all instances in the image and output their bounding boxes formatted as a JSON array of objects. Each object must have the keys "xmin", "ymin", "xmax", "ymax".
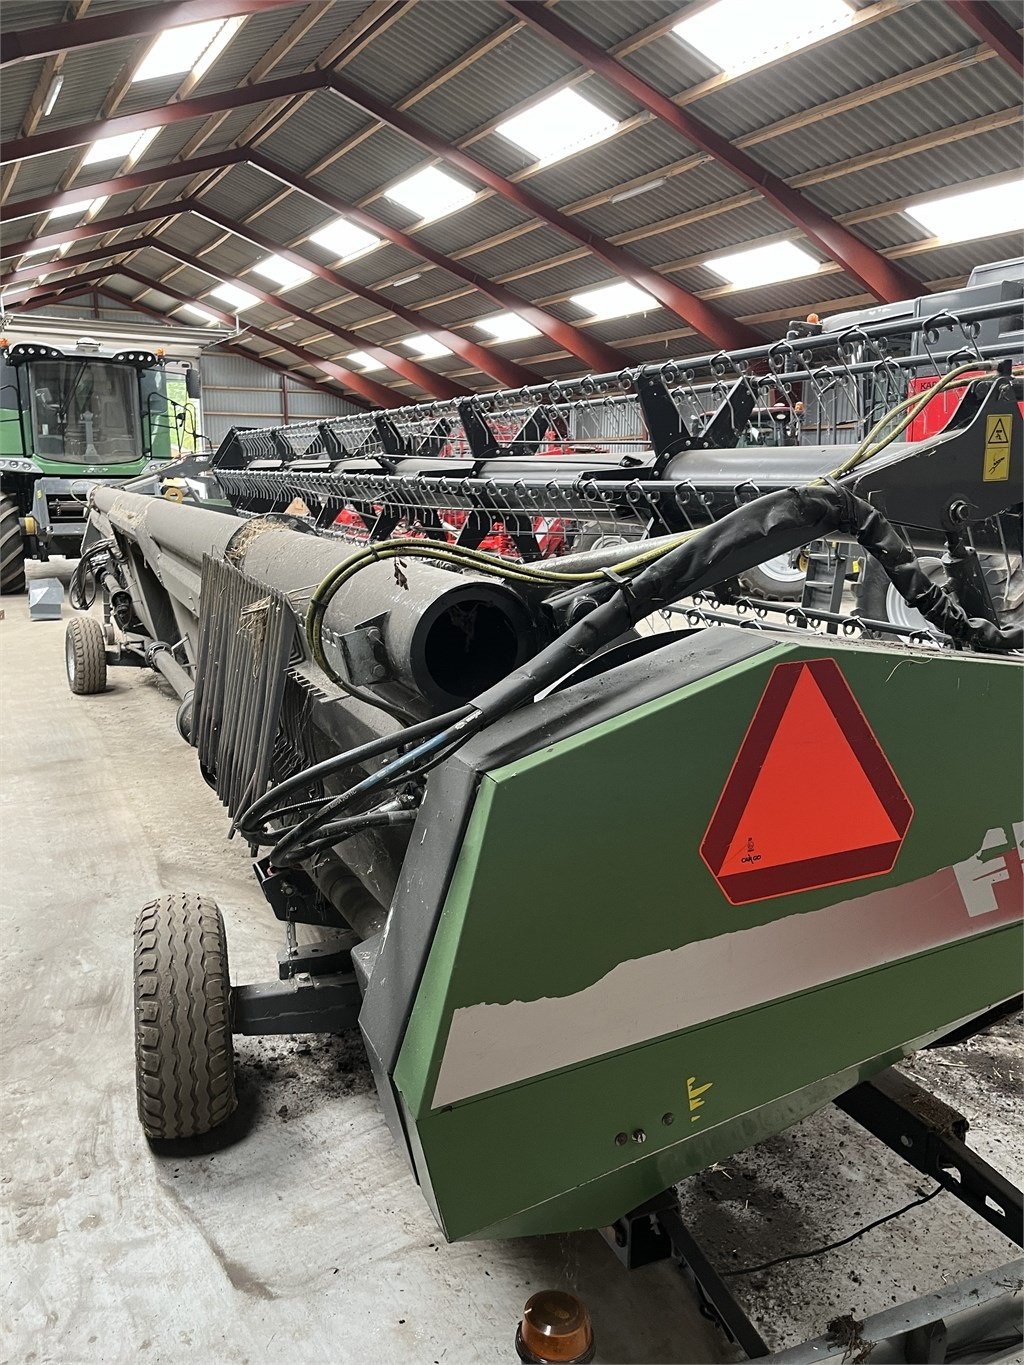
[
  {"xmin": 116, "ymin": 265, "xmax": 402, "ymax": 409},
  {"xmin": 5, "ymin": 152, "xmax": 627, "ymax": 372},
  {"xmin": 0, "ymin": 240, "xmax": 154, "ymax": 290},
  {"xmin": 2, "ymin": 0, "xmax": 299, "ymax": 66},
  {"xmin": 192, "ymin": 203, "xmax": 544, "ymax": 388},
  {"xmin": 505, "ymin": 0, "xmax": 921, "ymax": 304},
  {"xmin": 325, "ymin": 74, "xmax": 762, "ymax": 349},
  {"xmin": 249, "ymin": 152, "xmax": 629, "ymax": 372},
  {"xmin": 946, "ymin": 0, "xmax": 1024, "ymax": 79},
  {"xmin": 148, "ymin": 240, "xmax": 470, "ymax": 399},
  {"xmin": 1, "ymin": 205, "xmax": 187, "ymax": 258},
  {"xmin": 2, "ymin": 206, "xmax": 533, "ymax": 391},
  {"xmin": 3, "ymin": 151, "xmax": 249, "ymax": 223},
  {"xmin": 1, "ymin": 71, "xmax": 328, "ymax": 163}
]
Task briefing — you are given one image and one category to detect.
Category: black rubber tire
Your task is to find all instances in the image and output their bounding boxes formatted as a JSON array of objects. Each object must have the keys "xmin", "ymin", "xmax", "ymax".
[
  {"xmin": 0, "ymin": 495, "xmax": 26, "ymax": 595},
  {"xmin": 738, "ymin": 556, "xmax": 806, "ymax": 602},
  {"xmin": 855, "ymin": 553, "xmax": 1022, "ymax": 635},
  {"xmin": 133, "ymin": 894, "xmax": 237, "ymax": 1141},
  {"xmin": 65, "ymin": 614, "xmax": 108, "ymax": 694}
]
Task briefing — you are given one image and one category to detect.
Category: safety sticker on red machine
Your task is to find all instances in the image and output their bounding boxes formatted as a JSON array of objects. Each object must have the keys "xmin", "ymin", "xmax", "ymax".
[{"xmin": 700, "ymin": 658, "xmax": 913, "ymax": 905}]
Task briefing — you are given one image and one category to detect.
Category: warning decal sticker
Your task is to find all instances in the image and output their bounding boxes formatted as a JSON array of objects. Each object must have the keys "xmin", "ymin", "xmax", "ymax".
[
  {"xmin": 983, "ymin": 412, "xmax": 1011, "ymax": 482},
  {"xmin": 700, "ymin": 658, "xmax": 913, "ymax": 905}
]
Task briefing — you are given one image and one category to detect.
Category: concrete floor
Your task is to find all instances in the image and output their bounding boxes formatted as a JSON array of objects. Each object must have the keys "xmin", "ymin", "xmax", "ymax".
[
  {"xmin": 2, "ymin": 563, "xmax": 1020, "ymax": 1364},
  {"xmin": 0, "ymin": 566, "xmax": 729, "ymax": 1365}
]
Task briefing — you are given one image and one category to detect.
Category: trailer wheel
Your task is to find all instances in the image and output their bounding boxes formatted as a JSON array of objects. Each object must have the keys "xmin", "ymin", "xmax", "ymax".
[
  {"xmin": 65, "ymin": 615, "xmax": 107, "ymax": 694},
  {"xmin": 739, "ymin": 553, "xmax": 806, "ymax": 601},
  {"xmin": 855, "ymin": 554, "xmax": 1023, "ymax": 637},
  {"xmin": 133, "ymin": 894, "xmax": 237, "ymax": 1141},
  {"xmin": 0, "ymin": 495, "xmax": 26, "ymax": 595}
]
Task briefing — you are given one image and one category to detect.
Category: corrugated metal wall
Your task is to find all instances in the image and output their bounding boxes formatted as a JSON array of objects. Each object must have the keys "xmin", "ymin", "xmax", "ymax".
[{"xmin": 199, "ymin": 352, "xmax": 359, "ymax": 447}]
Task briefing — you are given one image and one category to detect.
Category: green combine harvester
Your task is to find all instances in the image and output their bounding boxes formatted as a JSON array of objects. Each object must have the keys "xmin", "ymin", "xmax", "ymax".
[
  {"xmin": 71, "ymin": 298, "xmax": 1022, "ymax": 1354},
  {"xmin": 0, "ymin": 324, "xmax": 200, "ymax": 592}
]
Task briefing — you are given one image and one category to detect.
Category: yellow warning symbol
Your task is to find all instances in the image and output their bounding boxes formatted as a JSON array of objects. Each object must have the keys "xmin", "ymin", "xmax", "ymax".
[
  {"xmin": 983, "ymin": 413, "xmax": 1011, "ymax": 482},
  {"xmin": 686, "ymin": 1075, "xmax": 714, "ymax": 1123}
]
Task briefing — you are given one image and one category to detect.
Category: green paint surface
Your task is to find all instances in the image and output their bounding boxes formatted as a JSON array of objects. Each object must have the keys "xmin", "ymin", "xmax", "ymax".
[{"xmin": 395, "ymin": 638, "xmax": 1023, "ymax": 1240}]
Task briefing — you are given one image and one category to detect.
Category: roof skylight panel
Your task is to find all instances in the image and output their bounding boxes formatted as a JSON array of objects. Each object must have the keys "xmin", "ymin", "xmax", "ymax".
[
  {"xmin": 385, "ymin": 167, "xmax": 476, "ymax": 224},
  {"xmin": 673, "ymin": 0, "xmax": 855, "ymax": 74},
  {"xmin": 705, "ymin": 241, "xmax": 821, "ymax": 288},
  {"xmin": 495, "ymin": 89, "xmax": 618, "ymax": 166}
]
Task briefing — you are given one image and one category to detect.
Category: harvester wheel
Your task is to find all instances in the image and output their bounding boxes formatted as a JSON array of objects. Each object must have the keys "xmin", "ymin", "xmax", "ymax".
[
  {"xmin": 133, "ymin": 894, "xmax": 236, "ymax": 1141},
  {"xmin": 855, "ymin": 553, "xmax": 1023, "ymax": 637},
  {"xmin": 65, "ymin": 615, "xmax": 107, "ymax": 694},
  {"xmin": 0, "ymin": 495, "xmax": 26, "ymax": 595},
  {"xmin": 738, "ymin": 552, "xmax": 806, "ymax": 601}
]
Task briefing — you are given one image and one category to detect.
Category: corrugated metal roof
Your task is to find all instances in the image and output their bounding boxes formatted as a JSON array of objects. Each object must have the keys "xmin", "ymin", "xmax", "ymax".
[{"xmin": 3, "ymin": 0, "xmax": 1020, "ymax": 391}]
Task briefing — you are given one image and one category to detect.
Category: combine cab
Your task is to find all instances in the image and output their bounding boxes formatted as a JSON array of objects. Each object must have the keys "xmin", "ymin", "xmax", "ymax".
[{"xmin": 0, "ymin": 324, "xmax": 202, "ymax": 592}]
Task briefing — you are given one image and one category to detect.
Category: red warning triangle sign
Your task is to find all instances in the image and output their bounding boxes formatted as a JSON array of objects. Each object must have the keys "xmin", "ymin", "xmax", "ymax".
[{"xmin": 700, "ymin": 659, "xmax": 913, "ymax": 906}]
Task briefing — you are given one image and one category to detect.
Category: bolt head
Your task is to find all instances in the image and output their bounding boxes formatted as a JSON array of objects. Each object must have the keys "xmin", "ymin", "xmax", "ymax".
[{"xmin": 631, "ymin": 1128, "xmax": 647, "ymax": 1144}]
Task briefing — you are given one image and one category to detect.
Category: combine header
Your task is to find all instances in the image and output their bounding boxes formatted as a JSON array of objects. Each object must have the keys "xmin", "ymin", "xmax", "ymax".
[{"xmin": 73, "ymin": 292, "xmax": 1022, "ymax": 1349}]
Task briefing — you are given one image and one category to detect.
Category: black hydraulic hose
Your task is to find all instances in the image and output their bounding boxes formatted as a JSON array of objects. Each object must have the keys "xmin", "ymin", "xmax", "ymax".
[
  {"xmin": 468, "ymin": 481, "xmax": 1020, "ymax": 728},
  {"xmin": 232, "ymin": 703, "xmax": 473, "ymax": 840},
  {"xmin": 264, "ymin": 483, "xmax": 1021, "ymax": 867},
  {"xmin": 275, "ymin": 807, "xmax": 418, "ymax": 865}
]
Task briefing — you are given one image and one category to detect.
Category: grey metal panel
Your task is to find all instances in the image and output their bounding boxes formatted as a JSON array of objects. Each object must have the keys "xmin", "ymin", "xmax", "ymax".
[
  {"xmin": 203, "ymin": 353, "xmax": 279, "ymax": 389},
  {"xmin": 0, "ymin": 63, "xmax": 41, "ymax": 140},
  {"xmin": 271, "ymin": 1, "xmax": 376, "ymax": 78},
  {"xmin": 341, "ymin": 1, "xmax": 510, "ymax": 107},
  {"xmin": 752, "ymin": 68, "xmax": 1022, "ymax": 182},
  {"xmin": 256, "ymin": 90, "xmax": 375, "ymax": 171},
  {"xmin": 553, "ymin": 0, "xmax": 682, "ymax": 49},
  {"xmin": 805, "ymin": 124, "xmax": 1023, "ymax": 216},
  {"xmin": 197, "ymin": 162, "xmax": 282, "ymax": 221},
  {"xmin": 312, "ymin": 126, "xmax": 427, "ymax": 206},
  {"xmin": 185, "ymin": 5, "xmax": 310, "ymax": 97},
  {"xmin": 413, "ymin": 196, "xmax": 534, "ymax": 256},
  {"xmin": 663, "ymin": 4, "xmax": 996, "ymax": 141},
  {"xmin": 404, "ymin": 24, "xmax": 584, "ymax": 146}
]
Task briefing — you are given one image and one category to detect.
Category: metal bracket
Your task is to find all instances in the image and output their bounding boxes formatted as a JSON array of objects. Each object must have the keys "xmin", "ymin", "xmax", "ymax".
[
  {"xmin": 337, "ymin": 616, "xmax": 389, "ymax": 686},
  {"xmin": 601, "ymin": 1191, "xmax": 770, "ymax": 1358},
  {"xmin": 231, "ymin": 971, "xmax": 362, "ymax": 1035},
  {"xmin": 835, "ymin": 1068, "xmax": 1022, "ymax": 1247}
]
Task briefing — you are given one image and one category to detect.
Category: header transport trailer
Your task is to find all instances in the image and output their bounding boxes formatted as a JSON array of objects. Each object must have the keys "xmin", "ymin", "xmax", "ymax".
[
  {"xmin": 69, "ymin": 297, "xmax": 1022, "ymax": 1349},
  {"xmin": 0, "ymin": 315, "xmax": 209, "ymax": 593}
]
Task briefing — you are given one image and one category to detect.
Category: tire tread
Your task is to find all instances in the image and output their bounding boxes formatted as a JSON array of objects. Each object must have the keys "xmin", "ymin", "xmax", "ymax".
[{"xmin": 133, "ymin": 893, "xmax": 236, "ymax": 1140}]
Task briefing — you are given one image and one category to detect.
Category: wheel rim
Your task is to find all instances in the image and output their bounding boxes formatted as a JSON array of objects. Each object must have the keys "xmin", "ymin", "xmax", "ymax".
[
  {"xmin": 66, "ymin": 631, "xmax": 77, "ymax": 684},
  {"xmin": 885, "ymin": 581, "xmax": 931, "ymax": 633},
  {"xmin": 884, "ymin": 558, "xmax": 946, "ymax": 635},
  {"xmin": 757, "ymin": 553, "xmax": 805, "ymax": 585}
]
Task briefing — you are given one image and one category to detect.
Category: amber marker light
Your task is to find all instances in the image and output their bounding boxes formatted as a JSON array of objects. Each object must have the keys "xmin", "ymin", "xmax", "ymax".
[{"xmin": 515, "ymin": 1290, "xmax": 595, "ymax": 1363}]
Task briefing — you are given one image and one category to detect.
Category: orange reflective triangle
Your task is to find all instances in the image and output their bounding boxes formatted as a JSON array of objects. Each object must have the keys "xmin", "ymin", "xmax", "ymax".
[
  {"xmin": 718, "ymin": 666, "xmax": 900, "ymax": 876},
  {"xmin": 701, "ymin": 659, "xmax": 913, "ymax": 905}
]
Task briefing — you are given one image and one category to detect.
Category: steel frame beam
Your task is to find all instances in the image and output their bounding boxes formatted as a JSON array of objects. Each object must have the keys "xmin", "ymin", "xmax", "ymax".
[
  {"xmin": 1, "ymin": 72, "xmax": 328, "ymax": 164},
  {"xmin": 0, "ymin": 204, "xmax": 190, "ymax": 258},
  {"xmin": 4, "ymin": 150, "xmax": 625, "ymax": 372},
  {"xmin": 115, "ymin": 265, "xmax": 396, "ymax": 409},
  {"xmin": 143, "ymin": 240, "xmax": 469, "ymax": 400},
  {"xmin": 6, "ymin": 271, "xmax": 364, "ymax": 405},
  {"xmin": 0, "ymin": 206, "xmax": 540, "ymax": 389},
  {"xmin": 2, "ymin": 265, "xmax": 113, "ymax": 307},
  {"xmin": 3, "ymin": 69, "xmax": 760, "ymax": 349},
  {"xmin": 946, "ymin": 0, "xmax": 1024, "ymax": 78},
  {"xmin": 189, "ymin": 203, "xmax": 543, "ymax": 388},
  {"xmin": 504, "ymin": 0, "xmax": 921, "ymax": 304},
  {"xmin": 324, "ymin": 73, "xmax": 761, "ymax": 350},
  {"xmin": 248, "ymin": 151, "xmax": 627, "ymax": 372},
  {"xmin": 13, "ymin": 283, "xmax": 99, "ymax": 312},
  {"xmin": 3, "ymin": 151, "xmax": 250, "ymax": 223},
  {"xmin": 1, "ymin": 0, "xmax": 298, "ymax": 67},
  {"xmin": 0, "ymin": 240, "xmax": 152, "ymax": 290}
]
